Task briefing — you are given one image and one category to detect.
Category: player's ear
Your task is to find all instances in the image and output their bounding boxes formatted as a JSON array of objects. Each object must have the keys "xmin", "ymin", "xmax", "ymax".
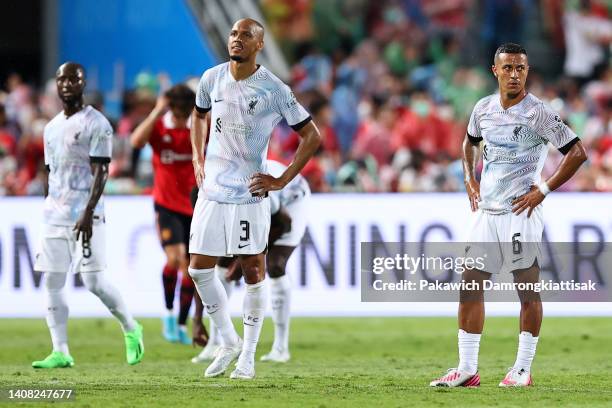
[
  {"xmin": 491, "ymin": 65, "xmax": 497, "ymax": 78},
  {"xmin": 257, "ymin": 39, "xmax": 264, "ymax": 52}
]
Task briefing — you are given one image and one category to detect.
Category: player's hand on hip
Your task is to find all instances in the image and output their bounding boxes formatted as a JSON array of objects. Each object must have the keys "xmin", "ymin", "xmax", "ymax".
[
  {"xmin": 193, "ymin": 158, "xmax": 205, "ymax": 187},
  {"xmin": 512, "ymin": 185, "xmax": 545, "ymax": 218},
  {"xmin": 74, "ymin": 209, "xmax": 94, "ymax": 241},
  {"xmin": 249, "ymin": 172, "xmax": 284, "ymax": 196},
  {"xmin": 465, "ymin": 179, "xmax": 481, "ymax": 212}
]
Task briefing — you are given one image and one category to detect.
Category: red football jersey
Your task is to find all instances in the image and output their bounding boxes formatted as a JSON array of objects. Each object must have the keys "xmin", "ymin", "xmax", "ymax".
[{"xmin": 149, "ymin": 112, "xmax": 196, "ymax": 216}]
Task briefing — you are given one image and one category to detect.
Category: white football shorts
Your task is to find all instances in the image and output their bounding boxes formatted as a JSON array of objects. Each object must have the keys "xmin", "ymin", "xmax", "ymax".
[
  {"xmin": 189, "ymin": 197, "xmax": 271, "ymax": 256},
  {"xmin": 34, "ymin": 221, "xmax": 107, "ymax": 274},
  {"xmin": 465, "ymin": 206, "xmax": 543, "ymax": 274}
]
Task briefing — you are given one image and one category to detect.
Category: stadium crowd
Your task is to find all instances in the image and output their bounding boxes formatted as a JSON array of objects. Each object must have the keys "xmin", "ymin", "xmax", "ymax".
[{"xmin": 1, "ymin": 0, "xmax": 610, "ymax": 195}]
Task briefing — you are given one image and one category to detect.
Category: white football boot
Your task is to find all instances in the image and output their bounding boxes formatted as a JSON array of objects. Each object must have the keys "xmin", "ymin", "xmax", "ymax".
[
  {"xmin": 230, "ymin": 354, "xmax": 255, "ymax": 380},
  {"xmin": 260, "ymin": 348, "xmax": 290, "ymax": 363},
  {"xmin": 499, "ymin": 368, "xmax": 533, "ymax": 387},
  {"xmin": 191, "ymin": 343, "xmax": 220, "ymax": 363},
  {"xmin": 430, "ymin": 368, "xmax": 481, "ymax": 387},
  {"xmin": 204, "ymin": 339, "xmax": 243, "ymax": 378}
]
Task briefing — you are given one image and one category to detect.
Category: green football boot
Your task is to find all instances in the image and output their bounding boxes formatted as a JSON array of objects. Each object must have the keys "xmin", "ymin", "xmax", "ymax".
[
  {"xmin": 32, "ymin": 351, "xmax": 74, "ymax": 369},
  {"xmin": 124, "ymin": 322, "xmax": 144, "ymax": 365}
]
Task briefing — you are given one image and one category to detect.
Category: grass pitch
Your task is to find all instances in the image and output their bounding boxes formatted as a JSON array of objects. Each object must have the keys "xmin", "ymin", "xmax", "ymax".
[{"xmin": 1, "ymin": 317, "xmax": 611, "ymax": 407}]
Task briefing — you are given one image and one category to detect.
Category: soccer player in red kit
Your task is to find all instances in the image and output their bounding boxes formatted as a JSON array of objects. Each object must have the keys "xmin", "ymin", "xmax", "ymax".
[{"xmin": 131, "ymin": 84, "xmax": 198, "ymax": 344}]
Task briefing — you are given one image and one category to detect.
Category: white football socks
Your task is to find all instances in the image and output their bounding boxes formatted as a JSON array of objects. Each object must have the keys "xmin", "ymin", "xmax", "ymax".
[
  {"xmin": 81, "ymin": 272, "xmax": 137, "ymax": 332},
  {"xmin": 45, "ymin": 273, "xmax": 70, "ymax": 355},
  {"xmin": 269, "ymin": 275, "xmax": 291, "ymax": 351},
  {"xmin": 207, "ymin": 265, "xmax": 233, "ymax": 346},
  {"xmin": 513, "ymin": 331, "xmax": 539, "ymax": 373},
  {"xmin": 216, "ymin": 265, "xmax": 233, "ymax": 298},
  {"xmin": 458, "ymin": 329, "xmax": 481, "ymax": 375},
  {"xmin": 240, "ymin": 280, "xmax": 267, "ymax": 363},
  {"xmin": 188, "ymin": 267, "xmax": 239, "ymax": 347}
]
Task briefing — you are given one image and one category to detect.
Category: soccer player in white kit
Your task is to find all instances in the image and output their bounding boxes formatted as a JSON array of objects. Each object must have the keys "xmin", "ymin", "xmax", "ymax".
[
  {"xmin": 32, "ymin": 63, "xmax": 144, "ymax": 368},
  {"xmin": 188, "ymin": 19, "xmax": 321, "ymax": 379},
  {"xmin": 430, "ymin": 44, "xmax": 587, "ymax": 387},
  {"xmin": 191, "ymin": 159, "xmax": 310, "ymax": 364}
]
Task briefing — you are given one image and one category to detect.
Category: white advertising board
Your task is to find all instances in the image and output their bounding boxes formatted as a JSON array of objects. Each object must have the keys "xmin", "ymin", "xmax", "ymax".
[{"xmin": 1, "ymin": 194, "xmax": 611, "ymax": 317}]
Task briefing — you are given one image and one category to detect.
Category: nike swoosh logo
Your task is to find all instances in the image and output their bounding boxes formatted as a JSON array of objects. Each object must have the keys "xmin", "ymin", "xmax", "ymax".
[
  {"xmin": 238, "ymin": 243, "xmax": 250, "ymax": 249},
  {"xmin": 214, "ymin": 98, "xmax": 223, "ymax": 102},
  {"xmin": 512, "ymin": 258, "xmax": 523, "ymax": 263}
]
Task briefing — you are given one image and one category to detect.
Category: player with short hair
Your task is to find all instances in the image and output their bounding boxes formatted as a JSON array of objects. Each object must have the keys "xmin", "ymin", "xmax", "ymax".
[
  {"xmin": 32, "ymin": 62, "xmax": 144, "ymax": 368},
  {"xmin": 191, "ymin": 159, "xmax": 310, "ymax": 364},
  {"xmin": 430, "ymin": 43, "xmax": 587, "ymax": 387},
  {"xmin": 189, "ymin": 18, "xmax": 321, "ymax": 379},
  {"xmin": 131, "ymin": 84, "xmax": 198, "ymax": 344}
]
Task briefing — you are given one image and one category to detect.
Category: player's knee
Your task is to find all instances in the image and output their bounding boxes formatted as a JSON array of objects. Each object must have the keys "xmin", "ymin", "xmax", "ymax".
[
  {"xmin": 45, "ymin": 273, "xmax": 67, "ymax": 292},
  {"xmin": 81, "ymin": 273, "xmax": 104, "ymax": 295},
  {"xmin": 188, "ymin": 266, "xmax": 214, "ymax": 284},
  {"xmin": 242, "ymin": 264, "xmax": 264, "ymax": 284},
  {"xmin": 267, "ymin": 259, "xmax": 287, "ymax": 279},
  {"xmin": 166, "ymin": 253, "xmax": 182, "ymax": 269}
]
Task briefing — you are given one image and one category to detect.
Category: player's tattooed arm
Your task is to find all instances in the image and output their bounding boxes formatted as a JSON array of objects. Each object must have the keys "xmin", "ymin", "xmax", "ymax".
[
  {"xmin": 191, "ymin": 108, "xmax": 210, "ymax": 187},
  {"xmin": 462, "ymin": 134, "xmax": 481, "ymax": 212},
  {"xmin": 74, "ymin": 161, "xmax": 108, "ymax": 241},
  {"xmin": 130, "ymin": 96, "xmax": 168, "ymax": 148},
  {"xmin": 513, "ymin": 140, "xmax": 587, "ymax": 217},
  {"xmin": 249, "ymin": 121, "xmax": 321, "ymax": 196}
]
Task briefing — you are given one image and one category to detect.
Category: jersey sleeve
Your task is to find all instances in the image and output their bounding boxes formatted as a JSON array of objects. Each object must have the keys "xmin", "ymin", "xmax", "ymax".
[
  {"xmin": 275, "ymin": 84, "xmax": 311, "ymax": 131},
  {"xmin": 269, "ymin": 190, "xmax": 281, "ymax": 214},
  {"xmin": 467, "ymin": 101, "xmax": 483, "ymax": 144},
  {"xmin": 533, "ymin": 103, "xmax": 579, "ymax": 154},
  {"xmin": 195, "ymin": 70, "xmax": 213, "ymax": 113},
  {"xmin": 89, "ymin": 115, "xmax": 113, "ymax": 163}
]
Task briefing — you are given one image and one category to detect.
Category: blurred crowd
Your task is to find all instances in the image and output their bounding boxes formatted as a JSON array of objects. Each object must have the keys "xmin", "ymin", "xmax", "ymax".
[{"xmin": 1, "ymin": 0, "xmax": 611, "ymax": 196}]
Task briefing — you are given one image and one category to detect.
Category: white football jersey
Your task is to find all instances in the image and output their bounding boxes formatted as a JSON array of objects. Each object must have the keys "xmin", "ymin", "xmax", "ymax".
[
  {"xmin": 43, "ymin": 106, "xmax": 113, "ymax": 226},
  {"xmin": 266, "ymin": 159, "xmax": 311, "ymax": 214},
  {"xmin": 196, "ymin": 62, "xmax": 311, "ymax": 204},
  {"xmin": 468, "ymin": 93, "xmax": 578, "ymax": 214}
]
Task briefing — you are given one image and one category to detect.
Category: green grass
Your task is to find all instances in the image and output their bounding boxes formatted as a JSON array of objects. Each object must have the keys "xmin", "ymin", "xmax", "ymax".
[{"xmin": 1, "ymin": 317, "xmax": 611, "ymax": 407}]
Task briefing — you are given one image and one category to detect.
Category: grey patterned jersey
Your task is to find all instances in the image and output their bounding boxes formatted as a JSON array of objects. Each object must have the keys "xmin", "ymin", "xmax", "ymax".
[
  {"xmin": 196, "ymin": 63, "xmax": 311, "ymax": 204},
  {"xmin": 468, "ymin": 93, "xmax": 578, "ymax": 214},
  {"xmin": 43, "ymin": 106, "xmax": 113, "ymax": 225},
  {"xmin": 266, "ymin": 159, "xmax": 311, "ymax": 214}
]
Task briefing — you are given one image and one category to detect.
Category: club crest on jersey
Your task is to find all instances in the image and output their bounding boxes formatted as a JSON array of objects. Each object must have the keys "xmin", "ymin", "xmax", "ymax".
[
  {"xmin": 162, "ymin": 134, "xmax": 172, "ymax": 143},
  {"xmin": 247, "ymin": 97, "xmax": 259, "ymax": 115},
  {"xmin": 73, "ymin": 132, "xmax": 81, "ymax": 141}
]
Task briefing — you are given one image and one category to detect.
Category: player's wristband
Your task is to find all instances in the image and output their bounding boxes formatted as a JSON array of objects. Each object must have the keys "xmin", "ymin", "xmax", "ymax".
[{"xmin": 538, "ymin": 181, "xmax": 551, "ymax": 196}]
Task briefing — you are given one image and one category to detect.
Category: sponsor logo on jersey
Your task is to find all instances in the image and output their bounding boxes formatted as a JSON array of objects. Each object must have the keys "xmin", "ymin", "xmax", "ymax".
[{"xmin": 215, "ymin": 118, "xmax": 222, "ymax": 133}]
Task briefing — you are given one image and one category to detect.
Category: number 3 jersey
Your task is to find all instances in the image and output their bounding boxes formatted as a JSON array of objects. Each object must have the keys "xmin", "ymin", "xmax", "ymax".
[
  {"xmin": 196, "ymin": 62, "xmax": 311, "ymax": 204},
  {"xmin": 467, "ymin": 93, "xmax": 579, "ymax": 214},
  {"xmin": 43, "ymin": 106, "xmax": 113, "ymax": 226}
]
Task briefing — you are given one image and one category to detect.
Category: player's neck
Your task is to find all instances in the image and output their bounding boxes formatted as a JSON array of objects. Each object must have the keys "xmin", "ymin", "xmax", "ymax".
[
  {"xmin": 499, "ymin": 89, "xmax": 527, "ymax": 110},
  {"xmin": 229, "ymin": 60, "xmax": 259, "ymax": 81},
  {"xmin": 62, "ymin": 99, "xmax": 85, "ymax": 118}
]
